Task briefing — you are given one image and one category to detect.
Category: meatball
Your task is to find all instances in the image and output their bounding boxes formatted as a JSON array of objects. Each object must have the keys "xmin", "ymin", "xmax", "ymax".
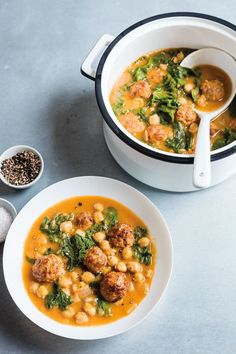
[
  {"xmin": 200, "ymin": 79, "xmax": 225, "ymax": 101},
  {"xmin": 176, "ymin": 104, "xmax": 198, "ymax": 126},
  {"xmin": 130, "ymin": 80, "xmax": 152, "ymax": 99},
  {"xmin": 100, "ymin": 271, "xmax": 129, "ymax": 302},
  {"xmin": 83, "ymin": 246, "xmax": 107, "ymax": 274},
  {"xmin": 147, "ymin": 124, "xmax": 173, "ymax": 144},
  {"xmin": 147, "ymin": 68, "xmax": 165, "ymax": 87},
  {"xmin": 108, "ymin": 223, "xmax": 134, "ymax": 248},
  {"xmin": 32, "ymin": 254, "xmax": 65, "ymax": 283},
  {"xmin": 119, "ymin": 112, "xmax": 145, "ymax": 135},
  {"xmin": 76, "ymin": 212, "xmax": 93, "ymax": 231}
]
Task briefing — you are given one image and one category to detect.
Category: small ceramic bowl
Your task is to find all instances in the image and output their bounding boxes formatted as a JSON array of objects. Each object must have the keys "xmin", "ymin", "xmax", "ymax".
[
  {"xmin": 0, "ymin": 145, "xmax": 44, "ymax": 189},
  {"xmin": 0, "ymin": 198, "xmax": 17, "ymax": 243}
]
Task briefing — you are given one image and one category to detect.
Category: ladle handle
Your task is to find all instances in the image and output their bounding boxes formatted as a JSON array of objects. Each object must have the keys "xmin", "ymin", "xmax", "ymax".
[{"xmin": 193, "ymin": 118, "xmax": 211, "ymax": 188}]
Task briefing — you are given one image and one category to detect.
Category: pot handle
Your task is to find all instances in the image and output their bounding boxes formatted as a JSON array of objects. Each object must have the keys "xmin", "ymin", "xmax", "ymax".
[{"xmin": 81, "ymin": 34, "xmax": 114, "ymax": 81}]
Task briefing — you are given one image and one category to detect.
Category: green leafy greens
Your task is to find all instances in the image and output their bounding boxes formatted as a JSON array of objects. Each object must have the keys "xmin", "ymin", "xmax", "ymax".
[
  {"xmin": 166, "ymin": 121, "xmax": 193, "ymax": 153},
  {"xmin": 102, "ymin": 207, "xmax": 118, "ymax": 231},
  {"xmin": 212, "ymin": 128, "xmax": 236, "ymax": 150},
  {"xmin": 96, "ymin": 298, "xmax": 112, "ymax": 316},
  {"xmin": 45, "ymin": 283, "xmax": 72, "ymax": 311},
  {"xmin": 133, "ymin": 226, "xmax": 152, "ymax": 265}
]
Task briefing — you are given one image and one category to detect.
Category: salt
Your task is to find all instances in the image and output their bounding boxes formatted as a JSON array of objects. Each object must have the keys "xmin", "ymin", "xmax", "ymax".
[{"xmin": 0, "ymin": 206, "xmax": 13, "ymax": 242}]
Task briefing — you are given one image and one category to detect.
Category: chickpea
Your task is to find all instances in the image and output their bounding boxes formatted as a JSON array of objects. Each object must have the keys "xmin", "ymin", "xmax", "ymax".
[
  {"xmin": 71, "ymin": 284, "xmax": 79, "ymax": 293},
  {"xmin": 70, "ymin": 271, "xmax": 80, "ymax": 282},
  {"xmin": 62, "ymin": 307, "xmax": 75, "ymax": 318},
  {"xmin": 160, "ymin": 63, "xmax": 167, "ymax": 71},
  {"xmin": 93, "ymin": 203, "xmax": 104, "ymax": 212},
  {"xmin": 102, "ymin": 266, "xmax": 112, "ymax": 274},
  {"xmin": 197, "ymin": 94, "xmax": 207, "ymax": 107},
  {"xmin": 178, "ymin": 96, "xmax": 188, "ymax": 105},
  {"xmin": 75, "ymin": 229, "xmax": 85, "ymax": 237},
  {"xmin": 93, "ymin": 211, "xmax": 104, "ymax": 223},
  {"xmin": 83, "ymin": 302, "xmax": 96, "ymax": 316},
  {"xmin": 93, "ymin": 231, "xmax": 106, "ymax": 243},
  {"xmin": 59, "ymin": 276, "xmax": 72, "ymax": 288},
  {"xmin": 81, "ymin": 271, "xmax": 95, "ymax": 284},
  {"xmin": 144, "ymin": 129, "xmax": 149, "ymax": 142},
  {"xmin": 105, "ymin": 248, "xmax": 116, "ymax": 256},
  {"xmin": 75, "ymin": 311, "xmax": 89, "ymax": 324},
  {"xmin": 30, "ymin": 281, "xmax": 39, "ymax": 294},
  {"xmin": 78, "ymin": 281, "xmax": 86, "ymax": 288},
  {"xmin": 122, "ymin": 246, "xmax": 133, "ymax": 260},
  {"xmin": 84, "ymin": 296, "xmax": 96, "ymax": 303},
  {"xmin": 144, "ymin": 283, "xmax": 150, "ymax": 295},
  {"xmin": 100, "ymin": 240, "xmax": 110, "ymax": 252},
  {"xmin": 115, "ymin": 261, "xmax": 127, "ymax": 272},
  {"xmin": 127, "ymin": 261, "xmax": 142, "ymax": 273},
  {"xmin": 184, "ymin": 82, "xmax": 195, "ymax": 93},
  {"xmin": 108, "ymin": 255, "xmax": 119, "ymax": 267},
  {"xmin": 36, "ymin": 285, "xmax": 49, "ymax": 299},
  {"xmin": 145, "ymin": 269, "xmax": 153, "ymax": 278},
  {"xmin": 128, "ymin": 281, "xmax": 135, "ymax": 292},
  {"xmin": 134, "ymin": 272, "xmax": 145, "ymax": 283},
  {"xmin": 60, "ymin": 221, "xmax": 73, "ymax": 233},
  {"xmin": 149, "ymin": 114, "xmax": 160, "ymax": 125},
  {"xmin": 138, "ymin": 237, "xmax": 150, "ymax": 248}
]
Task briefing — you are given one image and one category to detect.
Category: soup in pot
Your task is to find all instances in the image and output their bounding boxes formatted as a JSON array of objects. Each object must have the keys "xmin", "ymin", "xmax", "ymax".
[{"xmin": 110, "ymin": 48, "xmax": 236, "ymax": 154}]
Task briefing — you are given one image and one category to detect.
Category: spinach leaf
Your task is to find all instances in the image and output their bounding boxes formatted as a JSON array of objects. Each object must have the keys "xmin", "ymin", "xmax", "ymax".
[
  {"xmin": 45, "ymin": 283, "xmax": 72, "ymax": 311},
  {"xmin": 134, "ymin": 226, "xmax": 148, "ymax": 240},
  {"xmin": 133, "ymin": 226, "xmax": 152, "ymax": 265},
  {"xmin": 137, "ymin": 108, "xmax": 149, "ymax": 124},
  {"xmin": 133, "ymin": 243, "xmax": 152, "ymax": 265},
  {"xmin": 191, "ymin": 86, "xmax": 200, "ymax": 102},
  {"xmin": 152, "ymin": 73, "xmax": 179, "ymax": 122},
  {"xmin": 97, "ymin": 298, "xmax": 112, "ymax": 316},
  {"xmin": 212, "ymin": 128, "xmax": 236, "ymax": 150},
  {"xmin": 134, "ymin": 67, "xmax": 147, "ymax": 81},
  {"xmin": 112, "ymin": 99, "xmax": 124, "ymax": 115},
  {"xmin": 25, "ymin": 255, "xmax": 35, "ymax": 264},
  {"xmin": 102, "ymin": 207, "xmax": 118, "ymax": 231},
  {"xmin": 40, "ymin": 213, "xmax": 73, "ymax": 237},
  {"xmin": 44, "ymin": 248, "xmax": 57, "ymax": 255},
  {"xmin": 166, "ymin": 121, "xmax": 188, "ymax": 152}
]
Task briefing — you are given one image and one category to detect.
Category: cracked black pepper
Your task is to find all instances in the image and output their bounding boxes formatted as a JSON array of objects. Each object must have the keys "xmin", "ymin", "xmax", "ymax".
[{"xmin": 0, "ymin": 151, "xmax": 41, "ymax": 186}]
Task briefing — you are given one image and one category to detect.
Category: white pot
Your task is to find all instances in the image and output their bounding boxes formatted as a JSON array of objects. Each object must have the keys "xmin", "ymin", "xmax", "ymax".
[{"xmin": 81, "ymin": 12, "xmax": 236, "ymax": 192}]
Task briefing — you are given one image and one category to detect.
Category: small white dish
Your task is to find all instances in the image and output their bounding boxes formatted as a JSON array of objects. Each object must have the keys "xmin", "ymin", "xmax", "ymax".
[
  {"xmin": 0, "ymin": 145, "xmax": 44, "ymax": 189},
  {"xmin": 0, "ymin": 198, "xmax": 17, "ymax": 219},
  {"xmin": 3, "ymin": 176, "xmax": 173, "ymax": 340}
]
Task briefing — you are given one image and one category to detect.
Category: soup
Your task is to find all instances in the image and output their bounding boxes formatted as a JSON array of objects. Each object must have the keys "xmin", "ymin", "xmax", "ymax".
[
  {"xmin": 22, "ymin": 196, "xmax": 156, "ymax": 326},
  {"xmin": 110, "ymin": 48, "xmax": 236, "ymax": 154}
]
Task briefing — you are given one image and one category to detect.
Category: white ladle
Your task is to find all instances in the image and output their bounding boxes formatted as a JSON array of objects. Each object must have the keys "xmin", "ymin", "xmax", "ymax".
[{"xmin": 181, "ymin": 48, "xmax": 236, "ymax": 188}]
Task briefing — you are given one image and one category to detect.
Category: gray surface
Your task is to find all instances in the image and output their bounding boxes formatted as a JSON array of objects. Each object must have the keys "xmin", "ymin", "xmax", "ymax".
[{"xmin": 0, "ymin": 1, "xmax": 236, "ymax": 353}]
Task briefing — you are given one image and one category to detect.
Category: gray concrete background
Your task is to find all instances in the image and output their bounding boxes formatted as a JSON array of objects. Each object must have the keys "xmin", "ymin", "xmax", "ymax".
[{"xmin": 0, "ymin": 1, "xmax": 236, "ymax": 353}]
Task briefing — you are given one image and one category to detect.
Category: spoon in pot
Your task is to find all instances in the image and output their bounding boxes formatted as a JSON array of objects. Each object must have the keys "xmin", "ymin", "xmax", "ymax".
[{"xmin": 181, "ymin": 48, "xmax": 236, "ymax": 188}]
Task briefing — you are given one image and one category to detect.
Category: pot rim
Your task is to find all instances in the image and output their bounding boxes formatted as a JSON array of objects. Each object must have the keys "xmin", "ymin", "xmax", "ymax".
[{"xmin": 95, "ymin": 12, "xmax": 236, "ymax": 165}]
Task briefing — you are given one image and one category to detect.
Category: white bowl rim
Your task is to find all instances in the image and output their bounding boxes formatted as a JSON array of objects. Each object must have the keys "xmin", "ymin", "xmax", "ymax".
[
  {"xmin": 3, "ymin": 176, "xmax": 173, "ymax": 340},
  {"xmin": 0, "ymin": 144, "xmax": 44, "ymax": 189},
  {"xmin": 94, "ymin": 12, "xmax": 236, "ymax": 165}
]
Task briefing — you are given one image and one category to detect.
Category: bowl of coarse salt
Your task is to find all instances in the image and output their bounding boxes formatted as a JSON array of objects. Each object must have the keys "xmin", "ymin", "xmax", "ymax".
[{"xmin": 0, "ymin": 198, "xmax": 17, "ymax": 243}]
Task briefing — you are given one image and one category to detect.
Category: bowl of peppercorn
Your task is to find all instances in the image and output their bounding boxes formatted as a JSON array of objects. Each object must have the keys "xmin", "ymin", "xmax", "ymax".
[{"xmin": 0, "ymin": 145, "xmax": 44, "ymax": 189}]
